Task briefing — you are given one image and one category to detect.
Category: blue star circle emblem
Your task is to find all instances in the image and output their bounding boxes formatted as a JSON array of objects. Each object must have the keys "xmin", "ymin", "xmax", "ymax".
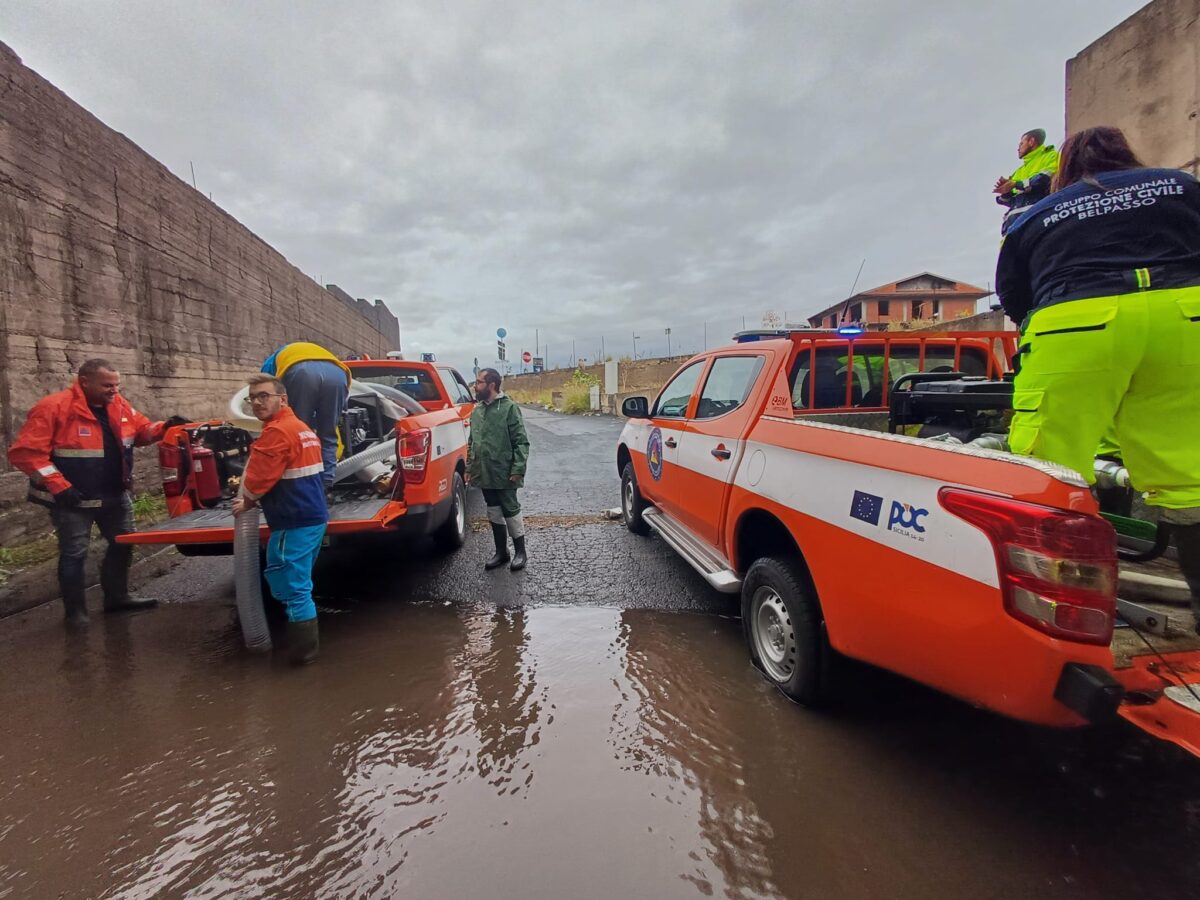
[{"xmin": 647, "ymin": 428, "xmax": 664, "ymax": 481}]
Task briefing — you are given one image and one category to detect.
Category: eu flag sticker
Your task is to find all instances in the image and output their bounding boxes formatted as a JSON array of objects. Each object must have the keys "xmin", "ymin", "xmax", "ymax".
[{"xmin": 850, "ymin": 490, "xmax": 883, "ymax": 526}]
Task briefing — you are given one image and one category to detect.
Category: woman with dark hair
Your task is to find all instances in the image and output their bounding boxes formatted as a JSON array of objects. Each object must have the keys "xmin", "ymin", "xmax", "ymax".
[{"xmin": 996, "ymin": 125, "xmax": 1200, "ymax": 631}]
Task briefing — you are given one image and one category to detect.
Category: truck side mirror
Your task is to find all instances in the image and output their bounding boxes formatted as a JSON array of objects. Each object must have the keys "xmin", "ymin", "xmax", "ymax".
[{"xmin": 622, "ymin": 396, "xmax": 650, "ymax": 418}]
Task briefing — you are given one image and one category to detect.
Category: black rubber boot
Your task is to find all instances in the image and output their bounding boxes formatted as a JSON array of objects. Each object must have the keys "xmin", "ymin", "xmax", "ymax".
[
  {"xmin": 61, "ymin": 575, "xmax": 89, "ymax": 631},
  {"xmin": 1172, "ymin": 523, "xmax": 1200, "ymax": 635},
  {"xmin": 101, "ymin": 543, "xmax": 157, "ymax": 613},
  {"xmin": 485, "ymin": 523, "xmax": 510, "ymax": 570},
  {"xmin": 510, "ymin": 536, "xmax": 527, "ymax": 571},
  {"xmin": 287, "ymin": 618, "xmax": 320, "ymax": 666}
]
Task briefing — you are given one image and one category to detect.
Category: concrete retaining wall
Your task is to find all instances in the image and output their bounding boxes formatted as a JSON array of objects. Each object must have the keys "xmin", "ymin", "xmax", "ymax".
[
  {"xmin": 1066, "ymin": 0, "xmax": 1200, "ymax": 175},
  {"xmin": 0, "ymin": 41, "xmax": 400, "ymax": 546}
]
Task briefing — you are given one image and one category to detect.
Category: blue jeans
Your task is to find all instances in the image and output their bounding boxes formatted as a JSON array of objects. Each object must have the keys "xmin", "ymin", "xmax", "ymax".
[
  {"xmin": 263, "ymin": 524, "xmax": 326, "ymax": 622},
  {"xmin": 282, "ymin": 360, "xmax": 348, "ymax": 482},
  {"xmin": 49, "ymin": 492, "xmax": 134, "ymax": 601}
]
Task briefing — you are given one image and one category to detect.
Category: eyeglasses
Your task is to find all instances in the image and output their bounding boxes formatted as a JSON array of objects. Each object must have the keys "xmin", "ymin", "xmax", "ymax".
[{"xmin": 248, "ymin": 391, "xmax": 280, "ymax": 403}]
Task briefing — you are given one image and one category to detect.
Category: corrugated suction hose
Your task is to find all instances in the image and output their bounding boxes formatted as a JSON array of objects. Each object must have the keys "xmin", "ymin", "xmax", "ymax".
[
  {"xmin": 233, "ymin": 505, "xmax": 273, "ymax": 652},
  {"xmin": 333, "ymin": 438, "xmax": 396, "ymax": 482}
]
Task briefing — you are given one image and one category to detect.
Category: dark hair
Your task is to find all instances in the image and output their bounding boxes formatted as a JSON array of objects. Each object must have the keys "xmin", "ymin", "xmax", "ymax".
[
  {"xmin": 1053, "ymin": 126, "xmax": 1144, "ymax": 192},
  {"xmin": 78, "ymin": 358, "xmax": 117, "ymax": 377},
  {"xmin": 478, "ymin": 368, "xmax": 502, "ymax": 390},
  {"xmin": 1023, "ymin": 128, "xmax": 1046, "ymax": 146}
]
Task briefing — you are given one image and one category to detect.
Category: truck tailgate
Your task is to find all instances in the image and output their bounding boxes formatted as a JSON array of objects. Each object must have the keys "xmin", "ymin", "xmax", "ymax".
[{"xmin": 116, "ymin": 497, "xmax": 402, "ymax": 545}]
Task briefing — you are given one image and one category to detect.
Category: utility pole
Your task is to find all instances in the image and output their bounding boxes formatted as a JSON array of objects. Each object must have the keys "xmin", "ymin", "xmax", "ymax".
[
  {"xmin": 632, "ymin": 332, "xmax": 640, "ymax": 359},
  {"xmin": 703, "ymin": 321, "xmax": 707, "ymax": 350},
  {"xmin": 535, "ymin": 328, "xmax": 539, "ymax": 357},
  {"xmin": 665, "ymin": 327, "xmax": 672, "ymax": 358},
  {"xmin": 572, "ymin": 339, "xmax": 576, "ymax": 368},
  {"xmin": 601, "ymin": 335, "xmax": 605, "ymax": 361}
]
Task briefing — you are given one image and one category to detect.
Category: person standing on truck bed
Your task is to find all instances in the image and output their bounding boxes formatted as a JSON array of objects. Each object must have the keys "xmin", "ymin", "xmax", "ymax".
[
  {"xmin": 466, "ymin": 368, "xmax": 530, "ymax": 571},
  {"xmin": 7, "ymin": 359, "xmax": 187, "ymax": 630},
  {"xmin": 231, "ymin": 374, "xmax": 328, "ymax": 665},
  {"xmin": 260, "ymin": 341, "xmax": 351, "ymax": 486},
  {"xmin": 993, "ymin": 128, "xmax": 1059, "ymax": 235},
  {"xmin": 996, "ymin": 125, "xmax": 1200, "ymax": 631}
]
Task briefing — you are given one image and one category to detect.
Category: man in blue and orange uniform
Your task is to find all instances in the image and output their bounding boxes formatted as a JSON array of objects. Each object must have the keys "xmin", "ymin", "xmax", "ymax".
[
  {"xmin": 232, "ymin": 373, "xmax": 328, "ymax": 664},
  {"xmin": 8, "ymin": 358, "xmax": 185, "ymax": 629},
  {"xmin": 260, "ymin": 341, "xmax": 351, "ymax": 485}
]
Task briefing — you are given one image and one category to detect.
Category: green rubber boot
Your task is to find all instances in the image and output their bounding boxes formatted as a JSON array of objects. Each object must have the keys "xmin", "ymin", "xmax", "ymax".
[{"xmin": 287, "ymin": 618, "xmax": 320, "ymax": 666}]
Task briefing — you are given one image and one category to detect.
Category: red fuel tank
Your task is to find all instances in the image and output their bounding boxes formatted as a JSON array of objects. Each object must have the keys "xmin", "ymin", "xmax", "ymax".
[{"xmin": 191, "ymin": 444, "xmax": 222, "ymax": 506}]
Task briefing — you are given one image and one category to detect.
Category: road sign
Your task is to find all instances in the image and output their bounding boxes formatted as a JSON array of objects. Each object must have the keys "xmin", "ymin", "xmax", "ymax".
[
  {"xmin": 497, "ymin": 340, "xmax": 506, "ymax": 361},
  {"xmin": 522, "ymin": 350, "xmax": 532, "ymax": 364},
  {"xmin": 497, "ymin": 327, "xmax": 507, "ymax": 339},
  {"xmin": 532, "ymin": 356, "xmax": 544, "ymax": 374}
]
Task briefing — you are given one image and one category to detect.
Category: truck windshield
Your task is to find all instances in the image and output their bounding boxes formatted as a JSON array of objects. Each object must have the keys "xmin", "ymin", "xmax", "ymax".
[
  {"xmin": 351, "ymin": 366, "xmax": 443, "ymax": 404},
  {"xmin": 791, "ymin": 344, "xmax": 991, "ymax": 410}
]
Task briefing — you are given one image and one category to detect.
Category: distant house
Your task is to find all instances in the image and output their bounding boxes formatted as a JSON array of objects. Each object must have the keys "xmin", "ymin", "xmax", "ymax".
[{"xmin": 805, "ymin": 273, "xmax": 991, "ymax": 329}]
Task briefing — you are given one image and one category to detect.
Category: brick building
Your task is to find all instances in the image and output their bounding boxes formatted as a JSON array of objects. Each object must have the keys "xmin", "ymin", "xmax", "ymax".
[{"xmin": 805, "ymin": 272, "xmax": 991, "ymax": 329}]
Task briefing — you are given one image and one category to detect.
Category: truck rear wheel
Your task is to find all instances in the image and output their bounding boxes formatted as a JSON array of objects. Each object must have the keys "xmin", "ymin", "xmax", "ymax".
[
  {"xmin": 742, "ymin": 556, "xmax": 829, "ymax": 706},
  {"xmin": 433, "ymin": 471, "xmax": 468, "ymax": 551},
  {"xmin": 621, "ymin": 462, "xmax": 651, "ymax": 536}
]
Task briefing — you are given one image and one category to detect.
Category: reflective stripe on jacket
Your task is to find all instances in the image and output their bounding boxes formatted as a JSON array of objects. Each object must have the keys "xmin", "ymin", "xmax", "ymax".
[
  {"xmin": 261, "ymin": 342, "xmax": 351, "ymax": 386},
  {"xmin": 241, "ymin": 406, "xmax": 328, "ymax": 530},
  {"xmin": 7, "ymin": 384, "xmax": 163, "ymax": 508}
]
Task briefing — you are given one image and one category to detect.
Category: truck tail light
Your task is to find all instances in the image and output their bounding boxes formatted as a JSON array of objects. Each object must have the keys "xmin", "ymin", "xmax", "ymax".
[
  {"xmin": 398, "ymin": 427, "xmax": 432, "ymax": 483},
  {"xmin": 938, "ymin": 488, "xmax": 1117, "ymax": 645}
]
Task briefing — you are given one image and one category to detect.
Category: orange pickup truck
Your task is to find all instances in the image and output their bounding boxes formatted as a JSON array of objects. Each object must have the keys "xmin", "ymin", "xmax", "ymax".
[
  {"xmin": 118, "ymin": 359, "xmax": 475, "ymax": 555},
  {"xmin": 617, "ymin": 329, "xmax": 1200, "ymax": 757}
]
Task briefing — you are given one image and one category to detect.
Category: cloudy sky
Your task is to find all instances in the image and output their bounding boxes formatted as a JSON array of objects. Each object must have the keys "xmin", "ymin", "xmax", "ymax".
[{"xmin": 7, "ymin": 0, "xmax": 1146, "ymax": 374}]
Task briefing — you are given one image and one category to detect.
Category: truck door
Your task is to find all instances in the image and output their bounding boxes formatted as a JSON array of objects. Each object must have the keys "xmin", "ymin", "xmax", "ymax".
[
  {"xmin": 676, "ymin": 354, "xmax": 766, "ymax": 545},
  {"xmin": 639, "ymin": 359, "xmax": 706, "ymax": 511}
]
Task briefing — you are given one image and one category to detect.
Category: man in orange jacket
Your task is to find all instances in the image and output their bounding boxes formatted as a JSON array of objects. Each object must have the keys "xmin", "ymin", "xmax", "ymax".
[
  {"xmin": 232, "ymin": 373, "xmax": 328, "ymax": 664},
  {"xmin": 8, "ymin": 359, "xmax": 186, "ymax": 629}
]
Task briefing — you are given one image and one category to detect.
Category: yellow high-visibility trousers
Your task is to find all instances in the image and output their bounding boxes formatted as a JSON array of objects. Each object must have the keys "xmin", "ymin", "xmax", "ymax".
[{"xmin": 1010, "ymin": 286, "xmax": 1200, "ymax": 509}]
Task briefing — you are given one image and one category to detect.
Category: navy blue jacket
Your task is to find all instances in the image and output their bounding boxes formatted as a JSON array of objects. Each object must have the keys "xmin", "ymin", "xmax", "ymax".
[{"xmin": 996, "ymin": 168, "xmax": 1200, "ymax": 326}]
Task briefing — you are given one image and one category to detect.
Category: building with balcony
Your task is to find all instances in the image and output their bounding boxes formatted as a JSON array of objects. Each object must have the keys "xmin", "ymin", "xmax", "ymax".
[{"xmin": 805, "ymin": 272, "xmax": 991, "ymax": 329}]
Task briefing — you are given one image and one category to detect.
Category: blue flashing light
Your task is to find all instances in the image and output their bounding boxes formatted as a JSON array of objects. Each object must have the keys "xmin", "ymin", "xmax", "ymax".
[{"xmin": 836, "ymin": 324, "xmax": 865, "ymax": 337}]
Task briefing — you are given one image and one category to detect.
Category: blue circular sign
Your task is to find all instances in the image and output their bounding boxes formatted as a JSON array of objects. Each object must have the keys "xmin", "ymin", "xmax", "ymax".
[
  {"xmin": 497, "ymin": 327, "xmax": 507, "ymax": 339},
  {"xmin": 647, "ymin": 428, "xmax": 664, "ymax": 481}
]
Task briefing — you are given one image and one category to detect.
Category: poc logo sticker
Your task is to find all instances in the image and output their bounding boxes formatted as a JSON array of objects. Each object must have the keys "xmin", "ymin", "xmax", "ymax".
[
  {"xmin": 887, "ymin": 501, "xmax": 928, "ymax": 540},
  {"xmin": 647, "ymin": 428, "xmax": 664, "ymax": 481}
]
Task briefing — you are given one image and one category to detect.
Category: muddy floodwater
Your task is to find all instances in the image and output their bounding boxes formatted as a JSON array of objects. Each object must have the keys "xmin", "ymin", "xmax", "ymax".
[{"xmin": 3, "ymin": 597, "xmax": 1200, "ymax": 899}]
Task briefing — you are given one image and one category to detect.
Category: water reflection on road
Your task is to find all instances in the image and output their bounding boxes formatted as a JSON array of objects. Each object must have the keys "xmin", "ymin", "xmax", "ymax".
[{"xmin": 1, "ymin": 601, "xmax": 1198, "ymax": 898}]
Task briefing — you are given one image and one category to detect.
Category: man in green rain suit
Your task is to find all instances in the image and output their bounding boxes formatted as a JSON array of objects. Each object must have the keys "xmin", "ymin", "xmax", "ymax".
[{"xmin": 466, "ymin": 368, "xmax": 530, "ymax": 571}]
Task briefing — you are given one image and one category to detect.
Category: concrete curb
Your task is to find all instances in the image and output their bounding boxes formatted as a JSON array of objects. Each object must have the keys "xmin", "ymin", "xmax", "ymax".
[{"xmin": 0, "ymin": 545, "xmax": 181, "ymax": 619}]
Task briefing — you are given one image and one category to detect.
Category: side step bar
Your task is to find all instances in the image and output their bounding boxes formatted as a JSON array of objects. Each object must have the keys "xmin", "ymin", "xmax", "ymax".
[{"xmin": 642, "ymin": 507, "xmax": 742, "ymax": 594}]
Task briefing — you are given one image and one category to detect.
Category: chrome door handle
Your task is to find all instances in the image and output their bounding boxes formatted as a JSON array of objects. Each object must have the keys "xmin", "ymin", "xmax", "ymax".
[
  {"xmin": 711, "ymin": 446, "xmax": 731, "ymax": 460},
  {"xmin": 665, "ymin": 437, "xmax": 678, "ymax": 448}
]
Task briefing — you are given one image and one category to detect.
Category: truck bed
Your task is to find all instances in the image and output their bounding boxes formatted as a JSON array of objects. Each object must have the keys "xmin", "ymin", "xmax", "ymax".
[{"xmin": 117, "ymin": 496, "xmax": 397, "ymax": 545}]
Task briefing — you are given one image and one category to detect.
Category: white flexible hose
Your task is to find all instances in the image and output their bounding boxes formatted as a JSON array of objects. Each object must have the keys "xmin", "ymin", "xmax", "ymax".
[
  {"xmin": 333, "ymin": 438, "xmax": 397, "ymax": 482},
  {"xmin": 233, "ymin": 507, "xmax": 272, "ymax": 652}
]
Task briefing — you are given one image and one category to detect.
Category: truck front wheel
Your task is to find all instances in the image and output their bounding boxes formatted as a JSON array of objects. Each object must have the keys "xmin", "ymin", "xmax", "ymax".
[
  {"xmin": 621, "ymin": 461, "xmax": 651, "ymax": 536},
  {"xmin": 742, "ymin": 556, "xmax": 829, "ymax": 706}
]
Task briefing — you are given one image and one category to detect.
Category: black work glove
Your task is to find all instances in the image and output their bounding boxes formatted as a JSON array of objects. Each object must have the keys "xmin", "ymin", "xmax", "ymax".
[
  {"xmin": 55, "ymin": 487, "xmax": 83, "ymax": 508},
  {"xmin": 163, "ymin": 415, "xmax": 190, "ymax": 428}
]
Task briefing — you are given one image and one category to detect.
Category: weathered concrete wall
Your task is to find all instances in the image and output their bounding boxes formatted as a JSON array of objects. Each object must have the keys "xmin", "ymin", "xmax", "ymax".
[
  {"xmin": 0, "ymin": 41, "xmax": 399, "ymax": 545},
  {"xmin": 503, "ymin": 356, "xmax": 690, "ymax": 397},
  {"xmin": 1066, "ymin": 0, "xmax": 1200, "ymax": 174}
]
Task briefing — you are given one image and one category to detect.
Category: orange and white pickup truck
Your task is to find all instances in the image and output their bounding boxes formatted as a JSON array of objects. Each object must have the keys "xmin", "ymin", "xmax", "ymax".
[
  {"xmin": 616, "ymin": 329, "xmax": 1200, "ymax": 757},
  {"xmin": 118, "ymin": 359, "xmax": 475, "ymax": 555}
]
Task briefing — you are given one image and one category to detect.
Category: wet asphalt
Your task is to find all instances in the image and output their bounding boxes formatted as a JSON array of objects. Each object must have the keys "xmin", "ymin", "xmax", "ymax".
[{"xmin": 2, "ymin": 406, "xmax": 1200, "ymax": 898}]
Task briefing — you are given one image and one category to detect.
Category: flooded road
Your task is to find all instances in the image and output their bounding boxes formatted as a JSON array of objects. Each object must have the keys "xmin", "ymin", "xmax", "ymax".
[
  {"xmin": 3, "ymin": 597, "xmax": 1200, "ymax": 899},
  {"xmin": 4, "ymin": 408, "xmax": 1200, "ymax": 898}
]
